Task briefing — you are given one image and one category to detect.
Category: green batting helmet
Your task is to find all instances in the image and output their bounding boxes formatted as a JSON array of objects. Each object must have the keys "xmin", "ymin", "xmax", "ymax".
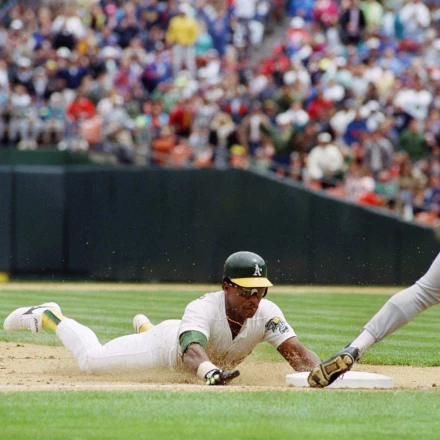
[{"xmin": 223, "ymin": 251, "xmax": 273, "ymax": 288}]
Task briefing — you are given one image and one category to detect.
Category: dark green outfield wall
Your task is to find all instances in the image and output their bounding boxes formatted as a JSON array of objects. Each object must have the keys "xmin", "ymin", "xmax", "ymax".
[{"xmin": 2, "ymin": 166, "xmax": 439, "ymax": 285}]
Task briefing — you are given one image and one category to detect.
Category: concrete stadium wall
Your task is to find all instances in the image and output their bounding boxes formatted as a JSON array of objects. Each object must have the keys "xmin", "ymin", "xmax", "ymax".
[{"xmin": 2, "ymin": 166, "xmax": 439, "ymax": 285}]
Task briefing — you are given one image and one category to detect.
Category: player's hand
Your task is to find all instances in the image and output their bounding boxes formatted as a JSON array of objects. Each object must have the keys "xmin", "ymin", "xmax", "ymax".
[{"xmin": 205, "ymin": 369, "xmax": 240, "ymax": 386}]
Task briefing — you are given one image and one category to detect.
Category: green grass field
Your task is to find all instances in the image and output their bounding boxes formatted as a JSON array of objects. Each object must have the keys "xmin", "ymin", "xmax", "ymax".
[{"xmin": 1, "ymin": 284, "xmax": 440, "ymax": 440}]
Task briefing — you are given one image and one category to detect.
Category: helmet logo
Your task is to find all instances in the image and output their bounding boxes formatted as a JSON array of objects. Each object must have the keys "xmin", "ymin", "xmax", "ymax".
[{"xmin": 253, "ymin": 264, "xmax": 262, "ymax": 276}]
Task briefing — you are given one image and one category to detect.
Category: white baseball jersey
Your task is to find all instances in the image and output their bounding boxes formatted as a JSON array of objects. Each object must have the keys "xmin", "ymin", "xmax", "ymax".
[
  {"xmin": 57, "ymin": 290, "xmax": 296, "ymax": 373},
  {"xmin": 178, "ymin": 290, "xmax": 296, "ymax": 369}
]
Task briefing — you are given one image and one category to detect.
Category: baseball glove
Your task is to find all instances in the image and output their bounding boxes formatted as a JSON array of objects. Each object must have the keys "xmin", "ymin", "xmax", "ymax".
[{"xmin": 205, "ymin": 368, "xmax": 240, "ymax": 386}]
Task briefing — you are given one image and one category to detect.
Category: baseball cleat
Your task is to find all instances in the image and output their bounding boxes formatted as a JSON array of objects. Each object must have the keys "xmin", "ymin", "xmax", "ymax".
[
  {"xmin": 133, "ymin": 314, "xmax": 151, "ymax": 333},
  {"xmin": 307, "ymin": 346, "xmax": 360, "ymax": 388},
  {"xmin": 3, "ymin": 302, "xmax": 61, "ymax": 334}
]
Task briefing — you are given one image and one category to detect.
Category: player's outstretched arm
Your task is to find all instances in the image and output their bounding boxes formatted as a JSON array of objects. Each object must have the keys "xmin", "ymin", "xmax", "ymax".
[
  {"xmin": 181, "ymin": 335, "xmax": 240, "ymax": 386},
  {"xmin": 277, "ymin": 337, "xmax": 320, "ymax": 371},
  {"xmin": 182, "ymin": 341, "xmax": 210, "ymax": 374}
]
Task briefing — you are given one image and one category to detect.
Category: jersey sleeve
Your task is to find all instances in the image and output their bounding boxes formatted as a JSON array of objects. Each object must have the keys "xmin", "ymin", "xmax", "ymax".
[
  {"xmin": 178, "ymin": 294, "xmax": 215, "ymax": 341},
  {"xmin": 261, "ymin": 300, "xmax": 296, "ymax": 348}
]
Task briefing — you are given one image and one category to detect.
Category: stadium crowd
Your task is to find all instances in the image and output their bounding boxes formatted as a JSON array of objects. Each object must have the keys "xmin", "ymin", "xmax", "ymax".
[{"xmin": 1, "ymin": 0, "xmax": 440, "ymax": 225}]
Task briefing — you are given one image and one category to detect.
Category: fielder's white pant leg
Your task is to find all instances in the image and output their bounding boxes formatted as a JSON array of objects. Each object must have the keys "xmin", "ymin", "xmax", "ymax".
[
  {"xmin": 57, "ymin": 319, "xmax": 181, "ymax": 373},
  {"xmin": 364, "ymin": 252, "xmax": 440, "ymax": 341}
]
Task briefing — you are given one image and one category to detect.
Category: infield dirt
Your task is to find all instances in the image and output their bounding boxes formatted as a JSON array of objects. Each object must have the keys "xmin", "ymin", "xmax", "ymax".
[{"xmin": 1, "ymin": 341, "xmax": 439, "ymax": 392}]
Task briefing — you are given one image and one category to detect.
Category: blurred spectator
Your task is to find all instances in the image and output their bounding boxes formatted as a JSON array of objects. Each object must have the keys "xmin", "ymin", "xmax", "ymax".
[
  {"xmin": 194, "ymin": 21, "xmax": 214, "ymax": 57},
  {"xmin": 416, "ymin": 173, "xmax": 440, "ymax": 212},
  {"xmin": 356, "ymin": 190, "xmax": 385, "ymax": 207},
  {"xmin": 229, "ymin": 144, "xmax": 249, "ymax": 169},
  {"xmin": 322, "ymin": 78, "xmax": 345, "ymax": 103},
  {"xmin": 330, "ymin": 101, "xmax": 355, "ymax": 142},
  {"xmin": 238, "ymin": 101, "xmax": 270, "ymax": 156},
  {"xmin": 344, "ymin": 161, "xmax": 376, "ymax": 202},
  {"xmin": 114, "ymin": 2, "xmax": 141, "ymax": 49},
  {"xmin": 66, "ymin": 88, "xmax": 96, "ymax": 122},
  {"xmin": 191, "ymin": 93, "xmax": 218, "ymax": 131},
  {"xmin": 152, "ymin": 125, "xmax": 177, "ymax": 165},
  {"xmin": 251, "ymin": 139, "xmax": 276, "ymax": 170},
  {"xmin": 101, "ymin": 94, "xmax": 137, "ymax": 156},
  {"xmin": 205, "ymin": 5, "xmax": 229, "ymax": 57},
  {"xmin": 349, "ymin": 63, "xmax": 369, "ymax": 100},
  {"xmin": 292, "ymin": 121, "xmax": 318, "ymax": 162},
  {"xmin": 306, "ymin": 88, "xmax": 333, "ymax": 121},
  {"xmin": 364, "ymin": 100, "xmax": 386, "ymax": 132},
  {"xmin": 260, "ymin": 112, "xmax": 297, "ymax": 168},
  {"xmin": 136, "ymin": 100, "xmax": 169, "ymax": 139},
  {"xmin": 313, "ymin": 0, "xmax": 339, "ymax": 29},
  {"xmin": 414, "ymin": 205, "xmax": 440, "ymax": 227},
  {"xmin": 223, "ymin": 85, "xmax": 250, "ymax": 124},
  {"xmin": 395, "ymin": 157, "xmax": 427, "ymax": 212},
  {"xmin": 31, "ymin": 67, "xmax": 50, "ymax": 106},
  {"xmin": 363, "ymin": 127, "xmax": 395, "ymax": 177},
  {"xmin": 282, "ymin": 100, "xmax": 310, "ymax": 129},
  {"xmin": 169, "ymin": 96, "xmax": 194, "ymax": 137},
  {"xmin": 188, "ymin": 127, "xmax": 212, "ymax": 167},
  {"xmin": 138, "ymin": 0, "xmax": 167, "ymax": 30},
  {"xmin": 379, "ymin": 47, "xmax": 404, "ymax": 77},
  {"xmin": 260, "ymin": 43, "xmax": 290, "ymax": 81},
  {"xmin": 286, "ymin": 16, "xmax": 310, "ymax": 56},
  {"xmin": 170, "ymin": 137, "xmax": 193, "ymax": 168},
  {"xmin": 395, "ymin": 78, "xmax": 433, "ymax": 121},
  {"xmin": 288, "ymin": 0, "xmax": 315, "ymax": 21},
  {"xmin": 380, "ymin": 2, "xmax": 404, "ymax": 39},
  {"xmin": 166, "ymin": 3, "xmax": 200, "ymax": 78},
  {"xmin": 0, "ymin": 59, "xmax": 9, "ymax": 93},
  {"xmin": 361, "ymin": 0, "xmax": 383, "ymax": 35},
  {"xmin": 141, "ymin": 42, "xmax": 172, "ymax": 93},
  {"xmin": 13, "ymin": 57, "xmax": 33, "ymax": 93},
  {"xmin": 305, "ymin": 132, "xmax": 345, "ymax": 187},
  {"xmin": 374, "ymin": 169, "xmax": 399, "ymax": 207},
  {"xmin": 9, "ymin": 83, "xmax": 42, "ymax": 146},
  {"xmin": 51, "ymin": 5, "xmax": 86, "ymax": 44},
  {"xmin": 392, "ymin": 103, "xmax": 413, "ymax": 135},
  {"xmin": 343, "ymin": 107, "xmax": 368, "ymax": 147},
  {"xmin": 339, "ymin": 0, "xmax": 366, "ymax": 45},
  {"xmin": 56, "ymin": 51, "xmax": 89, "ymax": 90},
  {"xmin": 231, "ymin": 0, "xmax": 259, "ymax": 59},
  {"xmin": 397, "ymin": 119, "xmax": 429, "ymax": 162},
  {"xmin": 399, "ymin": 0, "xmax": 431, "ymax": 43},
  {"xmin": 209, "ymin": 111, "xmax": 239, "ymax": 168},
  {"xmin": 39, "ymin": 92, "xmax": 67, "ymax": 145}
]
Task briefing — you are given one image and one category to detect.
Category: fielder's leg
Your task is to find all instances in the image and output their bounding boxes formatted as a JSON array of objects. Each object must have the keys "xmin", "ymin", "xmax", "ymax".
[
  {"xmin": 308, "ymin": 252, "xmax": 440, "ymax": 388},
  {"xmin": 364, "ymin": 251, "xmax": 440, "ymax": 342}
]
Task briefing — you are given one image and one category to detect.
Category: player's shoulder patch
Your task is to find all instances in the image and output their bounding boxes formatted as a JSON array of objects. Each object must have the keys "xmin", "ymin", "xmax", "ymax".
[{"xmin": 265, "ymin": 317, "xmax": 289, "ymax": 334}]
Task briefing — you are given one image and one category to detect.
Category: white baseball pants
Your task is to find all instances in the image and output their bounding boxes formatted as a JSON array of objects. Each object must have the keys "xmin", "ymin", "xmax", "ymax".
[
  {"xmin": 56, "ymin": 319, "xmax": 181, "ymax": 373},
  {"xmin": 365, "ymin": 251, "xmax": 440, "ymax": 341}
]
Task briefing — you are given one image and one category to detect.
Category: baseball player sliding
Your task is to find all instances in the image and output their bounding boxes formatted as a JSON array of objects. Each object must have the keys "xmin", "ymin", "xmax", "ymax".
[
  {"xmin": 4, "ymin": 251, "xmax": 319, "ymax": 386},
  {"xmin": 308, "ymin": 250, "xmax": 440, "ymax": 388}
]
